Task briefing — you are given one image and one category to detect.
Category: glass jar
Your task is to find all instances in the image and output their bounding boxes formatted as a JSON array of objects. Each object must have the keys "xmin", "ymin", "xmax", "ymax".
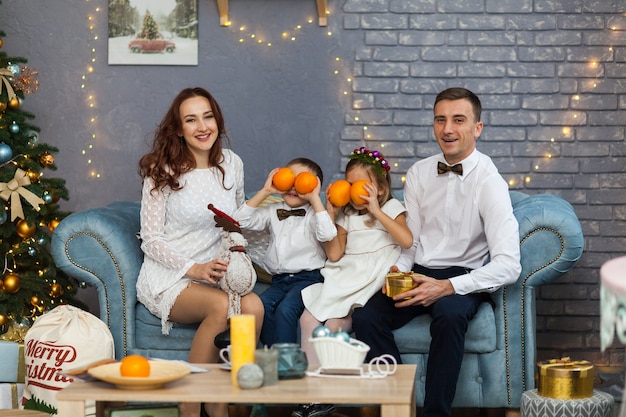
[{"xmin": 271, "ymin": 343, "xmax": 308, "ymax": 379}]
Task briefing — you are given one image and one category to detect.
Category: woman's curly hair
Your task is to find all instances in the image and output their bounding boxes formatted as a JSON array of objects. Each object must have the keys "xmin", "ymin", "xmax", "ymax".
[{"xmin": 138, "ymin": 87, "xmax": 229, "ymax": 192}]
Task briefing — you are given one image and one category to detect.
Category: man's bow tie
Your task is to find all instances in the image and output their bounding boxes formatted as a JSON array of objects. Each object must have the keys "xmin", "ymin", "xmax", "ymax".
[
  {"xmin": 437, "ymin": 161, "xmax": 463, "ymax": 176},
  {"xmin": 277, "ymin": 208, "xmax": 306, "ymax": 221}
]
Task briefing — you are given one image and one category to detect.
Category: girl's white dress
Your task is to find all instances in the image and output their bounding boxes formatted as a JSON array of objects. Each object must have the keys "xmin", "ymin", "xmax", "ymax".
[
  {"xmin": 301, "ymin": 198, "xmax": 406, "ymax": 322},
  {"xmin": 136, "ymin": 149, "xmax": 245, "ymax": 334}
]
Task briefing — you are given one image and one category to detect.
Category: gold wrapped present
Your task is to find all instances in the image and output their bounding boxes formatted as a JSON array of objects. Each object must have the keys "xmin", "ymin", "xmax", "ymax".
[{"xmin": 537, "ymin": 357, "xmax": 594, "ymax": 399}]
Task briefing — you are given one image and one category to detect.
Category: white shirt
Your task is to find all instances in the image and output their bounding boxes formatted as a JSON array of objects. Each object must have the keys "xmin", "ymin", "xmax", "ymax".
[
  {"xmin": 234, "ymin": 202, "xmax": 337, "ymax": 275},
  {"xmin": 396, "ymin": 149, "xmax": 521, "ymax": 294}
]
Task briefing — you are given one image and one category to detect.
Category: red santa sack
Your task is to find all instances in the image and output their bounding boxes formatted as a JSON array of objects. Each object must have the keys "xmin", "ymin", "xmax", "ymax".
[{"xmin": 21, "ymin": 305, "xmax": 114, "ymax": 414}]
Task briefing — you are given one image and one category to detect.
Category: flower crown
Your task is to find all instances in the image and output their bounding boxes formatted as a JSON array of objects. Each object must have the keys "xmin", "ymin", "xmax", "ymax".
[{"xmin": 349, "ymin": 147, "xmax": 390, "ymax": 176}]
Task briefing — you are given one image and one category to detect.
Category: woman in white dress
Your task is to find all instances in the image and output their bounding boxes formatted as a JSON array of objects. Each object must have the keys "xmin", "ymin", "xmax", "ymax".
[{"xmin": 137, "ymin": 87, "xmax": 263, "ymax": 417}]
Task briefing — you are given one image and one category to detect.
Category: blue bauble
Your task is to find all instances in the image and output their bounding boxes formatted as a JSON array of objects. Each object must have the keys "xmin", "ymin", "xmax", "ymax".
[
  {"xmin": 9, "ymin": 122, "xmax": 19, "ymax": 134},
  {"xmin": 0, "ymin": 210, "xmax": 7, "ymax": 224},
  {"xmin": 311, "ymin": 325, "xmax": 331, "ymax": 338},
  {"xmin": 25, "ymin": 130, "xmax": 39, "ymax": 148},
  {"xmin": 7, "ymin": 63, "xmax": 20, "ymax": 76},
  {"xmin": 42, "ymin": 192, "xmax": 53, "ymax": 204},
  {"xmin": 0, "ymin": 143, "xmax": 13, "ymax": 163},
  {"xmin": 332, "ymin": 328, "xmax": 351, "ymax": 343}
]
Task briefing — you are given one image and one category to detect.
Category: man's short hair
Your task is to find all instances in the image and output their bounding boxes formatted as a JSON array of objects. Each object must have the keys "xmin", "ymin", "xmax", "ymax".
[{"xmin": 434, "ymin": 88, "xmax": 482, "ymax": 122}]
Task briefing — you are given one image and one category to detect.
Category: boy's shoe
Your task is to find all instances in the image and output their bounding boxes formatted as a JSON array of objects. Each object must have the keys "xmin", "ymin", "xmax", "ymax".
[{"xmin": 291, "ymin": 403, "xmax": 336, "ymax": 417}]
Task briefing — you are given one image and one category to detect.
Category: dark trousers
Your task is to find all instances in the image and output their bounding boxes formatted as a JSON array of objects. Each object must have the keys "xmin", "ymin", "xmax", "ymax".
[
  {"xmin": 260, "ymin": 269, "xmax": 323, "ymax": 346},
  {"xmin": 352, "ymin": 265, "xmax": 488, "ymax": 417}
]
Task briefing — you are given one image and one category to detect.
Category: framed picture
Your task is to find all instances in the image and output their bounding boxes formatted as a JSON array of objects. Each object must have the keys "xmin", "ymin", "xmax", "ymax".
[{"xmin": 108, "ymin": 0, "xmax": 198, "ymax": 66}]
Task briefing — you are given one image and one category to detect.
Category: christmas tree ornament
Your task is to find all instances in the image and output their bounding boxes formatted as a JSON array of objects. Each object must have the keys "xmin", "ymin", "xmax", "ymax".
[
  {"xmin": 28, "ymin": 246, "xmax": 37, "ymax": 256},
  {"xmin": 39, "ymin": 152, "xmax": 54, "ymax": 167},
  {"xmin": 7, "ymin": 96, "xmax": 19, "ymax": 110},
  {"xmin": 0, "ymin": 142, "xmax": 12, "ymax": 163},
  {"xmin": 312, "ymin": 325, "xmax": 332, "ymax": 338},
  {"xmin": 7, "ymin": 63, "xmax": 19, "ymax": 76},
  {"xmin": 50, "ymin": 282, "xmax": 63, "ymax": 298},
  {"xmin": 0, "ymin": 38, "xmax": 3, "ymax": 48},
  {"xmin": 48, "ymin": 218, "xmax": 60, "ymax": 232},
  {"xmin": 36, "ymin": 235, "xmax": 47, "ymax": 245},
  {"xmin": 2, "ymin": 272, "xmax": 21, "ymax": 294},
  {"xmin": 0, "ymin": 209, "xmax": 7, "ymax": 224},
  {"xmin": 332, "ymin": 328, "xmax": 351, "ymax": 343},
  {"xmin": 25, "ymin": 169, "xmax": 39, "ymax": 182},
  {"xmin": 0, "ymin": 168, "xmax": 46, "ymax": 221},
  {"xmin": 14, "ymin": 66, "xmax": 39, "ymax": 95},
  {"xmin": 42, "ymin": 191, "xmax": 53, "ymax": 204},
  {"xmin": 16, "ymin": 219, "xmax": 36, "ymax": 238},
  {"xmin": 0, "ymin": 67, "xmax": 17, "ymax": 105},
  {"xmin": 0, "ymin": 313, "xmax": 7, "ymax": 327},
  {"xmin": 25, "ymin": 130, "xmax": 39, "ymax": 147},
  {"xmin": 30, "ymin": 295, "xmax": 40, "ymax": 306},
  {"xmin": 0, "ymin": 101, "xmax": 6, "ymax": 112},
  {"xmin": 9, "ymin": 121, "xmax": 19, "ymax": 134}
]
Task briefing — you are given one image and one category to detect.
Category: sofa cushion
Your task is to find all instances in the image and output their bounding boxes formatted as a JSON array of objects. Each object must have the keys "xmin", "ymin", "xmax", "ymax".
[
  {"xmin": 393, "ymin": 302, "xmax": 496, "ymax": 354},
  {"xmin": 134, "ymin": 303, "xmax": 197, "ymax": 350}
]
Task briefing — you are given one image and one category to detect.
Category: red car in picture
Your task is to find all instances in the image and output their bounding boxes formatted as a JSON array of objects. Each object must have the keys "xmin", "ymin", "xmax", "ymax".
[{"xmin": 128, "ymin": 33, "xmax": 176, "ymax": 53}]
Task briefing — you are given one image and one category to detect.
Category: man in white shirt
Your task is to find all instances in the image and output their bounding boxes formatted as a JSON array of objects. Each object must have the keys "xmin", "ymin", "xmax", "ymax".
[{"xmin": 352, "ymin": 88, "xmax": 522, "ymax": 417}]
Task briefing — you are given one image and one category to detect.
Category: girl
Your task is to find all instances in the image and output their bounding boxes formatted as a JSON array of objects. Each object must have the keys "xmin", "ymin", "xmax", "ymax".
[
  {"xmin": 295, "ymin": 148, "xmax": 412, "ymax": 417},
  {"xmin": 300, "ymin": 147, "xmax": 413, "ymax": 362},
  {"xmin": 136, "ymin": 87, "xmax": 264, "ymax": 417}
]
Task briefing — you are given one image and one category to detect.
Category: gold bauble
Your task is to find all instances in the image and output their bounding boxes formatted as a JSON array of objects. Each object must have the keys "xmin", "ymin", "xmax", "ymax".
[
  {"xmin": 0, "ymin": 39, "xmax": 3, "ymax": 48},
  {"xmin": 25, "ymin": 169, "xmax": 40, "ymax": 182},
  {"xmin": 2, "ymin": 273, "xmax": 21, "ymax": 294},
  {"xmin": 50, "ymin": 282, "xmax": 63, "ymax": 298},
  {"xmin": 39, "ymin": 152, "xmax": 54, "ymax": 167},
  {"xmin": 30, "ymin": 295, "xmax": 40, "ymax": 306},
  {"xmin": 0, "ymin": 101, "xmax": 6, "ymax": 112},
  {"xmin": 7, "ymin": 97, "xmax": 19, "ymax": 111},
  {"xmin": 0, "ymin": 314, "xmax": 7, "ymax": 326},
  {"xmin": 48, "ymin": 219, "xmax": 60, "ymax": 232},
  {"xmin": 16, "ymin": 219, "xmax": 36, "ymax": 238}
]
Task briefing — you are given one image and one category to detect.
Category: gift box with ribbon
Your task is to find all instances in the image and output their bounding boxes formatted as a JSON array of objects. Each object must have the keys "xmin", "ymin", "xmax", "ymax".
[
  {"xmin": 0, "ymin": 341, "xmax": 25, "ymax": 383},
  {"xmin": 536, "ymin": 357, "xmax": 594, "ymax": 399}
]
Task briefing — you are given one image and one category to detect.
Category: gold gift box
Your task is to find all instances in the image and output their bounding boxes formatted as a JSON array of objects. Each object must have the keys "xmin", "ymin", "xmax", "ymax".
[{"xmin": 537, "ymin": 358, "xmax": 594, "ymax": 399}]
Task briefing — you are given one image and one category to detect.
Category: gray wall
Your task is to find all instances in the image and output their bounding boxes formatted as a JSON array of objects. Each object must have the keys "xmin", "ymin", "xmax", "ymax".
[{"xmin": 4, "ymin": 0, "xmax": 626, "ymax": 366}]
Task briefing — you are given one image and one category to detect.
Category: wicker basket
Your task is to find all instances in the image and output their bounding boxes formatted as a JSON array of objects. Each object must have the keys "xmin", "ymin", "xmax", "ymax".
[{"xmin": 310, "ymin": 336, "xmax": 370, "ymax": 369}]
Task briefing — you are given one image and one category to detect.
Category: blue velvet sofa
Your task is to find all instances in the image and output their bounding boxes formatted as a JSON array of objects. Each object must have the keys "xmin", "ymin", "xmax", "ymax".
[{"xmin": 50, "ymin": 191, "xmax": 583, "ymax": 412}]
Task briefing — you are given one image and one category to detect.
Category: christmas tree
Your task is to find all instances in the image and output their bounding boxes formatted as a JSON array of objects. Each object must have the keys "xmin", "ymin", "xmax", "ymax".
[
  {"xmin": 140, "ymin": 10, "xmax": 160, "ymax": 40},
  {"xmin": 0, "ymin": 18, "xmax": 85, "ymax": 339}
]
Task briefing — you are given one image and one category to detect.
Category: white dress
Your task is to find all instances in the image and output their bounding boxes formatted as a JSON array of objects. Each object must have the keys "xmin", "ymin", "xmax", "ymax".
[
  {"xmin": 301, "ymin": 198, "xmax": 406, "ymax": 322},
  {"xmin": 136, "ymin": 149, "xmax": 245, "ymax": 334}
]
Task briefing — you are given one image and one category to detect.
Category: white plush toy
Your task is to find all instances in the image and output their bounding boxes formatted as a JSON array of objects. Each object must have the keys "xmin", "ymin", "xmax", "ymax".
[{"xmin": 208, "ymin": 204, "xmax": 257, "ymax": 318}]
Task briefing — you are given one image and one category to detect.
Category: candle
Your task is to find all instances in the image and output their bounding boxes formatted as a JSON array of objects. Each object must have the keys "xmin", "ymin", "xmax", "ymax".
[
  {"xmin": 230, "ymin": 314, "xmax": 256, "ymax": 386},
  {"xmin": 255, "ymin": 346, "xmax": 278, "ymax": 386}
]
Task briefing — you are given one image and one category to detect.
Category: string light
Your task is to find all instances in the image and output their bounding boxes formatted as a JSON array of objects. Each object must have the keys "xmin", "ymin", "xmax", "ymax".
[{"xmin": 82, "ymin": 0, "xmax": 102, "ymax": 179}]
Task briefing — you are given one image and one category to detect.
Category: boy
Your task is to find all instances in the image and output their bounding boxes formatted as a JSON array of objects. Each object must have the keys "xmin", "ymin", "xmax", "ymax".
[{"xmin": 234, "ymin": 158, "xmax": 336, "ymax": 346}]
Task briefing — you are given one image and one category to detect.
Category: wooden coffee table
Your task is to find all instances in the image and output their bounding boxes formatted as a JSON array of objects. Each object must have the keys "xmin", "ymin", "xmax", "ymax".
[{"xmin": 56, "ymin": 364, "xmax": 416, "ymax": 417}]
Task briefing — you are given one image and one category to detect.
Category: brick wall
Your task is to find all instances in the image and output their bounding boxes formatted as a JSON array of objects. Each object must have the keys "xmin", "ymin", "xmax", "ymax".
[{"xmin": 338, "ymin": 0, "xmax": 626, "ymax": 366}]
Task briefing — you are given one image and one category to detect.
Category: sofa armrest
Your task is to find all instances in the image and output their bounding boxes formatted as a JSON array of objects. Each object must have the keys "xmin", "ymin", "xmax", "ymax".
[
  {"xmin": 503, "ymin": 192, "xmax": 584, "ymax": 400},
  {"xmin": 51, "ymin": 201, "xmax": 142, "ymax": 358}
]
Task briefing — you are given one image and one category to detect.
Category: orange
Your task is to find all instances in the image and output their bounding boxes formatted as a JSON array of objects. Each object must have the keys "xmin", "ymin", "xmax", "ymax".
[
  {"xmin": 327, "ymin": 180, "xmax": 351, "ymax": 207},
  {"xmin": 272, "ymin": 167, "xmax": 296, "ymax": 191},
  {"xmin": 120, "ymin": 354, "xmax": 150, "ymax": 378},
  {"xmin": 350, "ymin": 180, "xmax": 370, "ymax": 205},
  {"xmin": 294, "ymin": 172, "xmax": 318, "ymax": 194}
]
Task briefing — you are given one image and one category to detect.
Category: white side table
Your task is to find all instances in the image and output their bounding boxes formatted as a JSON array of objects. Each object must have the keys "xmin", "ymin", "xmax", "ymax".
[{"xmin": 600, "ymin": 256, "xmax": 626, "ymax": 417}]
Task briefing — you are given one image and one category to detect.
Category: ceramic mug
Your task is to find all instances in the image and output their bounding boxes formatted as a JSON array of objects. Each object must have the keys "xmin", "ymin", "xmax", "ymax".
[{"xmin": 219, "ymin": 345, "xmax": 231, "ymax": 366}]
